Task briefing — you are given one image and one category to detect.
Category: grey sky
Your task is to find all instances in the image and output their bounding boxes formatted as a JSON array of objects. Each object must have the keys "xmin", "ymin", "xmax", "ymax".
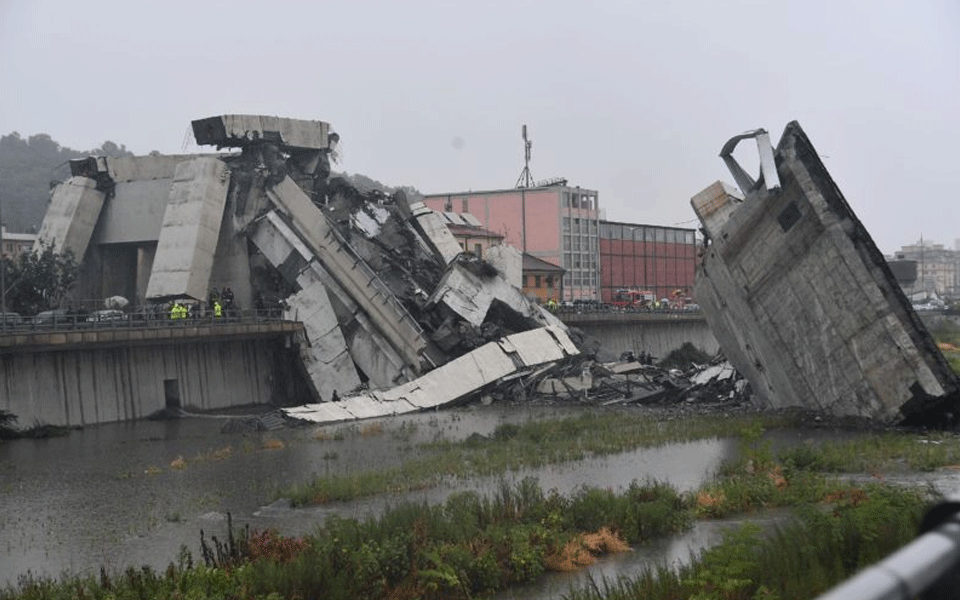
[{"xmin": 1, "ymin": 0, "xmax": 957, "ymax": 254}]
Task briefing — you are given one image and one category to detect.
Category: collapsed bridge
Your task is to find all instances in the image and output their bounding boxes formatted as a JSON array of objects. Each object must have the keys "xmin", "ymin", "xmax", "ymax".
[{"xmin": 32, "ymin": 115, "xmax": 580, "ymax": 421}]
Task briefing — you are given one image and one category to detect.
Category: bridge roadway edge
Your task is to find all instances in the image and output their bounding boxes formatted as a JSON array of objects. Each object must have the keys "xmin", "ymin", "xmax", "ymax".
[{"xmin": 0, "ymin": 321, "xmax": 307, "ymax": 427}]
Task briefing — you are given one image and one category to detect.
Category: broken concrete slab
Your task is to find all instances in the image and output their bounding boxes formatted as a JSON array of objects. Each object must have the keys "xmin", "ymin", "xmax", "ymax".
[
  {"xmin": 285, "ymin": 276, "xmax": 362, "ymax": 401},
  {"xmin": 282, "ymin": 325, "xmax": 579, "ymax": 424},
  {"xmin": 249, "ymin": 210, "xmax": 406, "ymax": 392},
  {"xmin": 406, "ymin": 200, "xmax": 464, "ymax": 265},
  {"xmin": 145, "ymin": 157, "xmax": 230, "ymax": 300},
  {"xmin": 265, "ymin": 176, "xmax": 431, "ymax": 374},
  {"xmin": 192, "ymin": 115, "xmax": 331, "ymax": 151},
  {"xmin": 35, "ymin": 177, "xmax": 105, "ymax": 258},
  {"xmin": 484, "ymin": 244, "xmax": 523, "ymax": 288},
  {"xmin": 692, "ymin": 121, "xmax": 960, "ymax": 425},
  {"xmin": 427, "ymin": 259, "xmax": 559, "ymax": 330}
]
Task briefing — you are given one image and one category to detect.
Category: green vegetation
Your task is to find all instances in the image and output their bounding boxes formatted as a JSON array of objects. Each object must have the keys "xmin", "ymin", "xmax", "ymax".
[
  {"xmin": 929, "ymin": 318, "xmax": 960, "ymax": 374},
  {"xmin": 2, "ymin": 413, "xmax": 951, "ymax": 599},
  {"xmin": 285, "ymin": 411, "xmax": 798, "ymax": 506},
  {"xmin": 2, "ymin": 478, "xmax": 693, "ymax": 600},
  {"xmin": 565, "ymin": 484, "xmax": 927, "ymax": 600},
  {"xmin": 0, "ymin": 474, "xmax": 931, "ymax": 600},
  {"xmin": 1, "ymin": 243, "xmax": 79, "ymax": 315}
]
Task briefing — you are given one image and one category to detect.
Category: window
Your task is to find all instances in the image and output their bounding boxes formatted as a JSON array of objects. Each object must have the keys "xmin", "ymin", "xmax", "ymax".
[
  {"xmin": 562, "ymin": 217, "xmax": 570, "ymax": 230},
  {"xmin": 546, "ymin": 275, "xmax": 553, "ymax": 287},
  {"xmin": 462, "ymin": 198, "xmax": 468, "ymax": 212},
  {"xmin": 534, "ymin": 275, "xmax": 541, "ymax": 288},
  {"xmin": 474, "ymin": 243, "xmax": 482, "ymax": 256}
]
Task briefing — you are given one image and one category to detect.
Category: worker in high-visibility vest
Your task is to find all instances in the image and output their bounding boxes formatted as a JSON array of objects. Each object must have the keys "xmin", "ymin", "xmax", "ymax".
[{"xmin": 214, "ymin": 301, "xmax": 222, "ymax": 318}]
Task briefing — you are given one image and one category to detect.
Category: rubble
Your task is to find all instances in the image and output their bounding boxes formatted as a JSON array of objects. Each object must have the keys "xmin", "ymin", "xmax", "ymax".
[
  {"xmin": 691, "ymin": 122, "xmax": 960, "ymax": 425},
  {"xmin": 37, "ymin": 114, "xmax": 590, "ymax": 414}
]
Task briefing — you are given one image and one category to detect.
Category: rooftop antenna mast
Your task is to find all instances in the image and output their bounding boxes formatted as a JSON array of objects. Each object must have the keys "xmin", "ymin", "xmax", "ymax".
[{"xmin": 515, "ymin": 124, "xmax": 534, "ymax": 188}]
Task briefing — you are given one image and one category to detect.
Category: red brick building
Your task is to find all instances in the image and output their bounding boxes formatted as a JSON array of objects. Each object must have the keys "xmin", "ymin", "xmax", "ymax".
[{"xmin": 599, "ymin": 221, "xmax": 697, "ymax": 304}]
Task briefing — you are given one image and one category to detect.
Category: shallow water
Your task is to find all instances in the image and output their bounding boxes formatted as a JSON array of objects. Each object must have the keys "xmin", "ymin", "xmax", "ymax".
[{"xmin": 0, "ymin": 404, "xmax": 949, "ymax": 591}]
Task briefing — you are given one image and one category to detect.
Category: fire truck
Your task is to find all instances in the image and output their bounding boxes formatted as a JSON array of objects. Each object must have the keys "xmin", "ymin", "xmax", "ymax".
[{"xmin": 611, "ymin": 288, "xmax": 655, "ymax": 310}]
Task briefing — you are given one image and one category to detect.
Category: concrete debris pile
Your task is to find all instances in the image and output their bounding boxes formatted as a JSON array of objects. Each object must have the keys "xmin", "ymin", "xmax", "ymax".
[
  {"xmin": 556, "ymin": 356, "xmax": 752, "ymax": 408},
  {"xmin": 36, "ymin": 115, "xmax": 581, "ymax": 418},
  {"xmin": 691, "ymin": 122, "xmax": 960, "ymax": 425},
  {"xmin": 276, "ymin": 353, "xmax": 752, "ymax": 427}
]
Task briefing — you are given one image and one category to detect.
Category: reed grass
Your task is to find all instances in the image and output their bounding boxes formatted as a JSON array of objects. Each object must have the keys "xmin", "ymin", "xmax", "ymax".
[{"xmin": 563, "ymin": 483, "xmax": 930, "ymax": 600}]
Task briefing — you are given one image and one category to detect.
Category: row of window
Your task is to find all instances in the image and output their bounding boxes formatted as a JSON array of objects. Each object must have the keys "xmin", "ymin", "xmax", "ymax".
[
  {"xmin": 563, "ymin": 236, "xmax": 600, "ymax": 251},
  {"xmin": 525, "ymin": 275, "xmax": 557, "ymax": 288},
  {"xmin": 563, "ymin": 191, "xmax": 598, "ymax": 210},
  {"xmin": 564, "ymin": 252, "xmax": 598, "ymax": 270},
  {"xmin": 563, "ymin": 273, "xmax": 598, "ymax": 287},
  {"xmin": 601, "ymin": 223, "xmax": 696, "ymax": 245},
  {"xmin": 562, "ymin": 217, "xmax": 599, "ymax": 233}
]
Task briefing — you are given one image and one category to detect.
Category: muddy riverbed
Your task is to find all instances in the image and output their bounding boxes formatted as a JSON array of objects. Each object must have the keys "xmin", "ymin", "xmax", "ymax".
[{"xmin": 1, "ymin": 403, "xmax": 956, "ymax": 594}]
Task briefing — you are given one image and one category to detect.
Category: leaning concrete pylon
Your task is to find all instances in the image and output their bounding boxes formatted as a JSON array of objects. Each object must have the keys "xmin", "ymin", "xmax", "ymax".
[{"xmin": 691, "ymin": 122, "xmax": 960, "ymax": 425}]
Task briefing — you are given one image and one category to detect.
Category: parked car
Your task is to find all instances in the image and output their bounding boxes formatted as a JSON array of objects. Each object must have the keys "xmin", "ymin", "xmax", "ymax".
[
  {"xmin": 0, "ymin": 312, "xmax": 21, "ymax": 326},
  {"xmin": 34, "ymin": 309, "xmax": 71, "ymax": 324},
  {"xmin": 86, "ymin": 309, "xmax": 127, "ymax": 323}
]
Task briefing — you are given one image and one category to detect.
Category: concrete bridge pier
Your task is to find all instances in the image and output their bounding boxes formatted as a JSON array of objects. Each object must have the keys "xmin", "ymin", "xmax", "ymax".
[{"xmin": 559, "ymin": 312, "xmax": 718, "ymax": 362}]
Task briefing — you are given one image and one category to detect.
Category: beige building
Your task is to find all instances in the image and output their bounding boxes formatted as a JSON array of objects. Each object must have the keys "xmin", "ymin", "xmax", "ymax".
[
  {"xmin": 894, "ymin": 240, "xmax": 959, "ymax": 298},
  {"xmin": 0, "ymin": 227, "xmax": 36, "ymax": 260}
]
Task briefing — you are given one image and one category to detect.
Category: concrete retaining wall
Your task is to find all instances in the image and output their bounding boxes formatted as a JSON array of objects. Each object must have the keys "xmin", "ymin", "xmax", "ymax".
[
  {"xmin": 562, "ymin": 314, "xmax": 718, "ymax": 361},
  {"xmin": 0, "ymin": 339, "xmax": 282, "ymax": 427}
]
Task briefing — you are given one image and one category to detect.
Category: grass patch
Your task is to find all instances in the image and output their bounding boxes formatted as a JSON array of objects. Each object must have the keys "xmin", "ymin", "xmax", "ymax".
[
  {"xmin": 778, "ymin": 431, "xmax": 960, "ymax": 473},
  {"xmin": 564, "ymin": 484, "xmax": 930, "ymax": 600},
  {"xmin": 285, "ymin": 411, "xmax": 798, "ymax": 506}
]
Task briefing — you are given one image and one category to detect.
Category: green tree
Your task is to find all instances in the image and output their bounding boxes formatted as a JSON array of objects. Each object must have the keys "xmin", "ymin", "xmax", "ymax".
[{"xmin": 1, "ymin": 244, "xmax": 79, "ymax": 315}]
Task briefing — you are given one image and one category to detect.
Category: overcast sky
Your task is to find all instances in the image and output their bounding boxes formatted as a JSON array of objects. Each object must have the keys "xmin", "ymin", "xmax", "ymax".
[{"xmin": 1, "ymin": 0, "xmax": 957, "ymax": 254}]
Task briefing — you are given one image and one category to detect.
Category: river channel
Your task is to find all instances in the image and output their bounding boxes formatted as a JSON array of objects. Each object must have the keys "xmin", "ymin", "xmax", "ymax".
[{"xmin": 1, "ymin": 404, "xmax": 955, "ymax": 597}]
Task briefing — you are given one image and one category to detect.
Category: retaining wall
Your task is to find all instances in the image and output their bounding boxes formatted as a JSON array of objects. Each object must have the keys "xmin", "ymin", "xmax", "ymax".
[{"xmin": 1, "ymin": 339, "xmax": 293, "ymax": 427}]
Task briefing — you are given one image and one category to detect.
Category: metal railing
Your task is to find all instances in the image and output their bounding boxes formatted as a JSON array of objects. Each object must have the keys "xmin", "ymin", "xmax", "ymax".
[
  {"xmin": 0, "ymin": 307, "xmax": 292, "ymax": 335},
  {"xmin": 554, "ymin": 303, "xmax": 702, "ymax": 315},
  {"xmin": 814, "ymin": 499, "xmax": 960, "ymax": 600}
]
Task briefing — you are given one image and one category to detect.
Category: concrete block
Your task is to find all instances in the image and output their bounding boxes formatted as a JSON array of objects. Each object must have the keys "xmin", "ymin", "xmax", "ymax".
[
  {"xmin": 692, "ymin": 121, "xmax": 960, "ymax": 424},
  {"xmin": 35, "ymin": 177, "xmax": 106, "ymax": 258},
  {"xmin": 145, "ymin": 157, "xmax": 229, "ymax": 300}
]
